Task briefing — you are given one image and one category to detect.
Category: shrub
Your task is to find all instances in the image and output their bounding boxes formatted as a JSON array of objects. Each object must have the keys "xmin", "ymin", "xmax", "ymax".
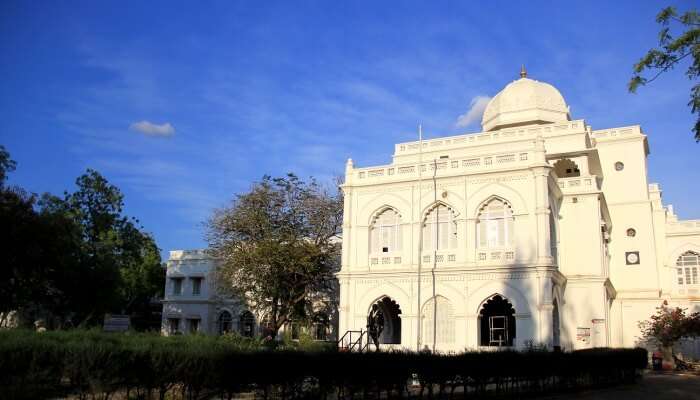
[{"xmin": 0, "ymin": 329, "xmax": 647, "ymax": 399}]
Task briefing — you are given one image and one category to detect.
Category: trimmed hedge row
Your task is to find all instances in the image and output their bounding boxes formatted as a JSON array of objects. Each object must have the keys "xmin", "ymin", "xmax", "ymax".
[{"xmin": 0, "ymin": 330, "xmax": 647, "ymax": 399}]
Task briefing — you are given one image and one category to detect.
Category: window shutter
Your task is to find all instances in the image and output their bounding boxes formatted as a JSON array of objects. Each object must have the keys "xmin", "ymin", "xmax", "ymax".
[{"xmin": 479, "ymin": 221, "xmax": 487, "ymax": 247}]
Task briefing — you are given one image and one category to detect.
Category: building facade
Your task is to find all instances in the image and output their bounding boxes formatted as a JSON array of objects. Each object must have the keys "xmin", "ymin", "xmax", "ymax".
[
  {"xmin": 161, "ymin": 250, "xmax": 241, "ymax": 335},
  {"xmin": 161, "ymin": 250, "xmax": 336, "ymax": 341},
  {"xmin": 337, "ymin": 70, "xmax": 700, "ymax": 354}
]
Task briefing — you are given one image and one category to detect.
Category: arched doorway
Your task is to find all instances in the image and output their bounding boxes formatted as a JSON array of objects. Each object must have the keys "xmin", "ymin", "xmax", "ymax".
[
  {"xmin": 368, "ymin": 296, "xmax": 402, "ymax": 344},
  {"xmin": 312, "ymin": 312, "xmax": 329, "ymax": 341},
  {"xmin": 217, "ymin": 311, "xmax": 232, "ymax": 335},
  {"xmin": 239, "ymin": 311, "xmax": 255, "ymax": 337},
  {"xmin": 479, "ymin": 295, "xmax": 516, "ymax": 346},
  {"xmin": 552, "ymin": 299, "xmax": 561, "ymax": 348}
]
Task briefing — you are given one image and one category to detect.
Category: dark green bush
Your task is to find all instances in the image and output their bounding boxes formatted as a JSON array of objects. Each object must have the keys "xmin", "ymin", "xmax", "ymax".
[{"xmin": 0, "ymin": 329, "xmax": 647, "ymax": 399}]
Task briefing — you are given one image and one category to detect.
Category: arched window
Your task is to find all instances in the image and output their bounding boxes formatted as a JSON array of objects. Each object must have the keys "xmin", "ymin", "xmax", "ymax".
[
  {"xmin": 217, "ymin": 311, "xmax": 232, "ymax": 335},
  {"xmin": 370, "ymin": 208, "xmax": 401, "ymax": 253},
  {"xmin": 239, "ymin": 311, "xmax": 255, "ymax": 337},
  {"xmin": 422, "ymin": 204, "xmax": 457, "ymax": 251},
  {"xmin": 312, "ymin": 312, "xmax": 329, "ymax": 341},
  {"xmin": 477, "ymin": 198, "xmax": 514, "ymax": 248},
  {"xmin": 479, "ymin": 295, "xmax": 516, "ymax": 347},
  {"xmin": 421, "ymin": 296, "xmax": 455, "ymax": 346},
  {"xmin": 553, "ymin": 158, "xmax": 580, "ymax": 178},
  {"xmin": 676, "ymin": 251, "xmax": 699, "ymax": 285}
]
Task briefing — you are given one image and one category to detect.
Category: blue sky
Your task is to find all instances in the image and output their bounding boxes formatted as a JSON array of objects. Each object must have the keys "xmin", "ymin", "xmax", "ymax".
[{"xmin": 1, "ymin": 1, "xmax": 698, "ymax": 259}]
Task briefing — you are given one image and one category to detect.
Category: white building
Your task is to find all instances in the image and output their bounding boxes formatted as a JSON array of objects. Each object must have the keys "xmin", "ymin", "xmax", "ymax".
[
  {"xmin": 161, "ymin": 250, "xmax": 336, "ymax": 341},
  {"xmin": 337, "ymin": 69, "xmax": 700, "ymax": 354},
  {"xmin": 161, "ymin": 250, "xmax": 241, "ymax": 335}
]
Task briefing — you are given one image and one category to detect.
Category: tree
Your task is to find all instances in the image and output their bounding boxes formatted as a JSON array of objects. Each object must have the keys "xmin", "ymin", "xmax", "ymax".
[
  {"xmin": 629, "ymin": 7, "xmax": 700, "ymax": 141},
  {"xmin": 0, "ymin": 155, "xmax": 163, "ymax": 328},
  {"xmin": 638, "ymin": 300, "xmax": 700, "ymax": 365},
  {"xmin": 0, "ymin": 145, "xmax": 17, "ymax": 186},
  {"xmin": 56, "ymin": 169, "xmax": 164, "ymax": 325},
  {"xmin": 207, "ymin": 174, "xmax": 342, "ymax": 337}
]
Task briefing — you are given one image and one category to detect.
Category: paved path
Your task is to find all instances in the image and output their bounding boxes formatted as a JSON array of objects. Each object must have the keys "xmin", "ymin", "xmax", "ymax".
[{"xmin": 543, "ymin": 372, "xmax": 700, "ymax": 400}]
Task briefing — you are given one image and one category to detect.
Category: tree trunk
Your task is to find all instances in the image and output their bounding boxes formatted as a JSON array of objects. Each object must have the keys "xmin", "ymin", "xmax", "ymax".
[{"xmin": 661, "ymin": 345, "xmax": 676, "ymax": 370}]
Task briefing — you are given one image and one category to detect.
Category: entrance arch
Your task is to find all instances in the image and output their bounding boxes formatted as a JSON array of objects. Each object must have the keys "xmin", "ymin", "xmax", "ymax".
[
  {"xmin": 217, "ymin": 311, "xmax": 232, "ymax": 335},
  {"xmin": 239, "ymin": 311, "xmax": 255, "ymax": 337},
  {"xmin": 368, "ymin": 296, "xmax": 402, "ymax": 344},
  {"xmin": 479, "ymin": 295, "xmax": 516, "ymax": 346}
]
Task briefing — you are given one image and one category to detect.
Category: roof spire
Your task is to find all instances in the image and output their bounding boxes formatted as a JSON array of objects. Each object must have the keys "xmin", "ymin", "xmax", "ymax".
[{"xmin": 520, "ymin": 64, "xmax": 527, "ymax": 78}]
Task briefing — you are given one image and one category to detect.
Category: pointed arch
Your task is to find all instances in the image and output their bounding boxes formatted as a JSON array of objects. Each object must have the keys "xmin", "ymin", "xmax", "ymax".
[
  {"xmin": 238, "ymin": 310, "xmax": 255, "ymax": 337},
  {"xmin": 675, "ymin": 250, "xmax": 700, "ymax": 286},
  {"xmin": 468, "ymin": 183, "xmax": 528, "ymax": 218},
  {"xmin": 478, "ymin": 294, "xmax": 516, "ymax": 347},
  {"xmin": 368, "ymin": 296, "xmax": 403, "ymax": 344},
  {"xmin": 357, "ymin": 193, "xmax": 411, "ymax": 226},
  {"xmin": 357, "ymin": 280, "xmax": 411, "ymax": 317},
  {"xmin": 367, "ymin": 204, "xmax": 403, "ymax": 226},
  {"xmin": 469, "ymin": 280, "xmax": 532, "ymax": 317},
  {"xmin": 217, "ymin": 310, "xmax": 233, "ymax": 335},
  {"xmin": 667, "ymin": 243, "xmax": 700, "ymax": 266},
  {"xmin": 368, "ymin": 206, "xmax": 402, "ymax": 254},
  {"xmin": 420, "ymin": 200, "xmax": 460, "ymax": 220},
  {"xmin": 421, "ymin": 295, "xmax": 455, "ymax": 345},
  {"xmin": 421, "ymin": 201, "xmax": 458, "ymax": 251},
  {"xmin": 476, "ymin": 196, "xmax": 515, "ymax": 248}
]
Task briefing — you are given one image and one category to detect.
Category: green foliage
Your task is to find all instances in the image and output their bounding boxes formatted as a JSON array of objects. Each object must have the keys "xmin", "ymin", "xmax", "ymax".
[
  {"xmin": 638, "ymin": 300, "xmax": 700, "ymax": 348},
  {"xmin": 0, "ymin": 329, "xmax": 647, "ymax": 400},
  {"xmin": 629, "ymin": 6, "xmax": 700, "ymax": 141},
  {"xmin": 0, "ymin": 146, "xmax": 163, "ymax": 328},
  {"xmin": 0, "ymin": 145, "xmax": 16, "ymax": 186},
  {"xmin": 207, "ymin": 174, "xmax": 342, "ymax": 335}
]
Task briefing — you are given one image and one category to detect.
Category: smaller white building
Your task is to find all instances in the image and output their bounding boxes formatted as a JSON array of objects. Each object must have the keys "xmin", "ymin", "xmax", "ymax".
[
  {"xmin": 161, "ymin": 250, "xmax": 243, "ymax": 336},
  {"xmin": 161, "ymin": 249, "xmax": 337, "ymax": 341}
]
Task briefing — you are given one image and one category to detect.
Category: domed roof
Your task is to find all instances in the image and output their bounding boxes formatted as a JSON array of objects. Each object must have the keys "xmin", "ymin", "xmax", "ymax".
[{"xmin": 481, "ymin": 68, "xmax": 570, "ymax": 131}]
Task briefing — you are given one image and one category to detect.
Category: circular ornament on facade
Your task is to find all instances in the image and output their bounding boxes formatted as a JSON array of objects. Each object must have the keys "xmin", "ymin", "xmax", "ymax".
[
  {"xmin": 614, "ymin": 162, "xmax": 624, "ymax": 171},
  {"xmin": 626, "ymin": 252, "xmax": 639, "ymax": 264},
  {"xmin": 626, "ymin": 228, "xmax": 636, "ymax": 237},
  {"xmin": 441, "ymin": 190, "xmax": 448, "ymax": 199}
]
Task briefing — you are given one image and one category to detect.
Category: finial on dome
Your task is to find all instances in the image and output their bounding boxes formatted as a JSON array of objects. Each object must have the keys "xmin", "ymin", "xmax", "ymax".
[{"xmin": 520, "ymin": 64, "xmax": 527, "ymax": 78}]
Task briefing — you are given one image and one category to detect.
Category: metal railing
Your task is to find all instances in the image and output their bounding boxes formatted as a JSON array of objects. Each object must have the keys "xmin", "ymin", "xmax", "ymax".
[{"xmin": 337, "ymin": 329, "xmax": 370, "ymax": 352}]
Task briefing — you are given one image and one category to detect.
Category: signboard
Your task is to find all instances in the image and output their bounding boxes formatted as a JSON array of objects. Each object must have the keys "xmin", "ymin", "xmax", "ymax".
[
  {"xmin": 103, "ymin": 314, "xmax": 130, "ymax": 332},
  {"xmin": 576, "ymin": 327, "xmax": 590, "ymax": 343}
]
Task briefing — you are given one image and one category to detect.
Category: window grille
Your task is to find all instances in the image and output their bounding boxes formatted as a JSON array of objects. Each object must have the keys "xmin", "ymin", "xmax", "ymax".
[
  {"xmin": 421, "ymin": 296, "xmax": 455, "ymax": 345},
  {"xmin": 218, "ymin": 311, "xmax": 232, "ymax": 335},
  {"xmin": 477, "ymin": 198, "xmax": 514, "ymax": 248},
  {"xmin": 172, "ymin": 278, "xmax": 183, "ymax": 296},
  {"xmin": 677, "ymin": 252, "xmax": 699, "ymax": 285},
  {"xmin": 239, "ymin": 311, "xmax": 255, "ymax": 337},
  {"xmin": 422, "ymin": 204, "xmax": 457, "ymax": 251},
  {"xmin": 370, "ymin": 209, "xmax": 401, "ymax": 254},
  {"xmin": 168, "ymin": 318, "xmax": 180, "ymax": 334},
  {"xmin": 191, "ymin": 278, "xmax": 202, "ymax": 295}
]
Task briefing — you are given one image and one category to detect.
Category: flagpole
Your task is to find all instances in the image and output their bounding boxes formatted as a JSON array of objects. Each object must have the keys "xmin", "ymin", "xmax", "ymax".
[{"xmin": 416, "ymin": 124, "xmax": 423, "ymax": 352}]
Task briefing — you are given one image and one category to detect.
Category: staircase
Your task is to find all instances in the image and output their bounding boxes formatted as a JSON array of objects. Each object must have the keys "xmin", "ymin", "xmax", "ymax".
[{"xmin": 337, "ymin": 329, "xmax": 375, "ymax": 352}]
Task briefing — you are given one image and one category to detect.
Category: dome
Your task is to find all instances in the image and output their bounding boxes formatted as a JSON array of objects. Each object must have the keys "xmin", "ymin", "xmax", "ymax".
[{"xmin": 481, "ymin": 68, "xmax": 570, "ymax": 131}]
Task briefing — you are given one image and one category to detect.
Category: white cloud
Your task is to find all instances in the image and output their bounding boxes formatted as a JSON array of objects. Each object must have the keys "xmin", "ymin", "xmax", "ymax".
[
  {"xmin": 455, "ymin": 96, "xmax": 491, "ymax": 128},
  {"xmin": 130, "ymin": 120, "xmax": 175, "ymax": 136}
]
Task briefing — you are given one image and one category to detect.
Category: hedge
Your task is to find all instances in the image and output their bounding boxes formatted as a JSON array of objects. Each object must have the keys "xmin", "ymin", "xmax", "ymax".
[{"xmin": 0, "ymin": 329, "xmax": 648, "ymax": 399}]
